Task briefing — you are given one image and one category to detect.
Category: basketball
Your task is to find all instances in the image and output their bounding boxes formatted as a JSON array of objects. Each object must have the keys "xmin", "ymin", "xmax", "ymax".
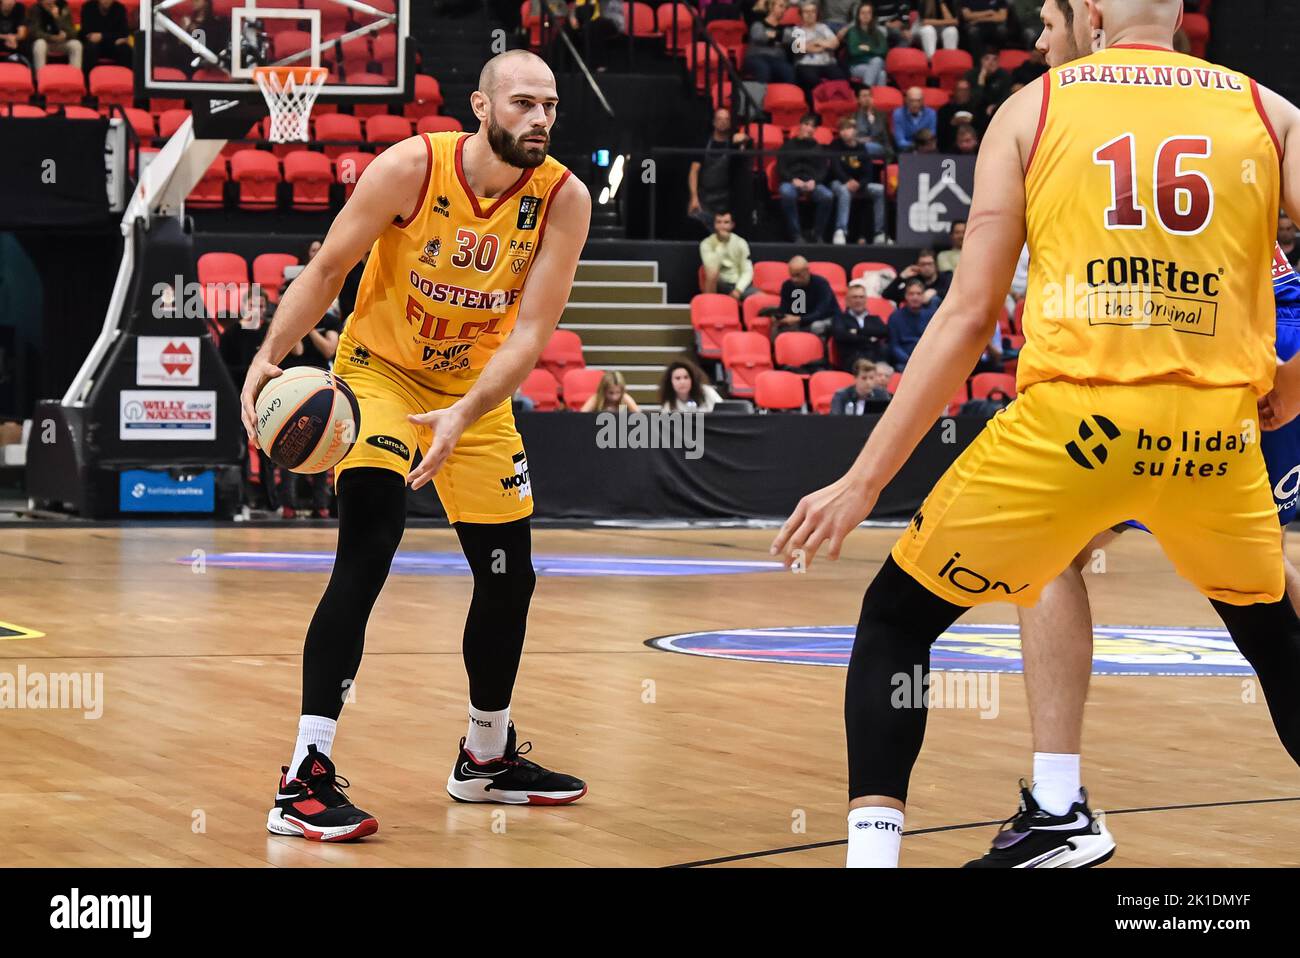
[{"xmin": 255, "ymin": 366, "xmax": 360, "ymax": 474}]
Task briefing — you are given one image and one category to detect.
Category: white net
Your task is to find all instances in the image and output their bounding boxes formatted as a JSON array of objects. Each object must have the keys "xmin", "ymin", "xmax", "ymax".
[{"xmin": 254, "ymin": 67, "xmax": 329, "ymax": 143}]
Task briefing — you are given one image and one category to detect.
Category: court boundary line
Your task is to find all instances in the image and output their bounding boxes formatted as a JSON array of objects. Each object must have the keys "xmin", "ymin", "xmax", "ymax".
[{"xmin": 668, "ymin": 795, "xmax": 1300, "ymax": 867}]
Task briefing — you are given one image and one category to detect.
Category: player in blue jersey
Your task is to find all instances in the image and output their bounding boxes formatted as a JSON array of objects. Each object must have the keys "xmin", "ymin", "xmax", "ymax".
[{"xmin": 965, "ymin": 243, "xmax": 1300, "ymax": 868}]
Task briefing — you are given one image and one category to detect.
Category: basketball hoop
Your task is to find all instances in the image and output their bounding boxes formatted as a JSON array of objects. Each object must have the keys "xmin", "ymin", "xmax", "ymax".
[{"xmin": 253, "ymin": 66, "xmax": 329, "ymax": 143}]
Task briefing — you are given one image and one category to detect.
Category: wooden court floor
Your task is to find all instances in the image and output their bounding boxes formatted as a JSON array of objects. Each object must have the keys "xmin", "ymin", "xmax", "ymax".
[{"xmin": 1, "ymin": 523, "xmax": 1297, "ymax": 868}]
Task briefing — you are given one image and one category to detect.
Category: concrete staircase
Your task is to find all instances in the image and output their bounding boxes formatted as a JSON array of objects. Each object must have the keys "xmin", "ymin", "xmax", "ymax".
[{"xmin": 562, "ymin": 260, "xmax": 696, "ymax": 403}]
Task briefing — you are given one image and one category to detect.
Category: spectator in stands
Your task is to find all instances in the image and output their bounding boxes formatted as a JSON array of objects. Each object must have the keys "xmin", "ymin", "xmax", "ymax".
[
  {"xmin": 275, "ymin": 300, "xmax": 341, "ymax": 518},
  {"xmin": 660, "ymin": 359, "xmax": 724, "ymax": 412},
  {"xmin": 883, "ymin": 248, "xmax": 951, "ymax": 303},
  {"xmin": 973, "ymin": 324, "xmax": 1005, "ymax": 374},
  {"xmin": 832, "ymin": 282, "xmax": 889, "ymax": 369},
  {"xmin": 914, "ymin": 0, "xmax": 959, "ymax": 58},
  {"xmin": 852, "ymin": 86, "xmax": 896, "ymax": 163},
  {"xmin": 688, "ymin": 108, "xmax": 751, "ymax": 232},
  {"xmin": 1010, "ymin": 46, "xmax": 1048, "ymax": 87},
  {"xmin": 1280, "ymin": 213, "xmax": 1300, "ymax": 269},
  {"xmin": 776, "ymin": 114, "xmax": 833, "ymax": 242},
  {"xmin": 872, "ymin": 1, "xmax": 913, "ymax": 46},
  {"xmin": 827, "ymin": 116, "xmax": 887, "ymax": 245},
  {"xmin": 1010, "ymin": 0, "xmax": 1041, "ymax": 48},
  {"xmin": 282, "ymin": 239, "xmax": 344, "ymax": 323},
  {"xmin": 746, "ymin": 0, "xmax": 797, "ymax": 84},
  {"xmin": 913, "ymin": 127, "xmax": 938, "ymax": 153},
  {"xmin": 788, "ymin": 2, "xmax": 843, "ymax": 94},
  {"xmin": 936, "ymin": 77, "xmax": 978, "ymax": 151},
  {"xmin": 887, "ymin": 277, "xmax": 938, "ymax": 369},
  {"xmin": 892, "ymin": 86, "xmax": 937, "ymax": 153},
  {"xmin": 957, "ymin": 0, "xmax": 1010, "ymax": 60},
  {"xmin": 582, "ymin": 370, "xmax": 641, "ymax": 413},
  {"xmin": 81, "ymin": 0, "xmax": 131, "ymax": 70},
  {"xmin": 937, "ymin": 218, "xmax": 964, "ymax": 273},
  {"xmin": 569, "ymin": 0, "xmax": 625, "ymax": 70},
  {"xmin": 823, "ymin": 0, "xmax": 858, "ymax": 32},
  {"xmin": 28, "ymin": 0, "xmax": 80, "ymax": 70},
  {"xmin": 700, "ymin": 210, "xmax": 756, "ymax": 300},
  {"xmin": 0, "ymin": 0, "xmax": 30, "ymax": 67},
  {"xmin": 831, "ymin": 358, "xmax": 893, "ymax": 413},
  {"xmin": 839, "ymin": 3, "xmax": 888, "ymax": 88},
  {"xmin": 954, "ymin": 123, "xmax": 980, "ymax": 154},
  {"xmin": 966, "ymin": 49, "xmax": 1012, "ymax": 119},
  {"xmin": 220, "ymin": 289, "xmax": 277, "ymax": 513},
  {"xmin": 777, "ymin": 255, "xmax": 838, "ymax": 336}
]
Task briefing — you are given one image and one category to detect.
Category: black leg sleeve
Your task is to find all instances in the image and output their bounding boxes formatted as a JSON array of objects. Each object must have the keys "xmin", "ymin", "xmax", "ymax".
[
  {"xmin": 1210, "ymin": 597, "xmax": 1300, "ymax": 768},
  {"xmin": 845, "ymin": 555, "xmax": 968, "ymax": 802},
  {"xmin": 300, "ymin": 467, "xmax": 407, "ymax": 718}
]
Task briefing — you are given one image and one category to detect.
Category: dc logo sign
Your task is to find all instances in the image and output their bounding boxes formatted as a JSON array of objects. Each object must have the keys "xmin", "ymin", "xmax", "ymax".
[{"xmin": 1065, "ymin": 414, "xmax": 1121, "ymax": 470}]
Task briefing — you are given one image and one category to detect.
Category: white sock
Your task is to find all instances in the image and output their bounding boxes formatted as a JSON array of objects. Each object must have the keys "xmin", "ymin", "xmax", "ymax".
[
  {"xmin": 465, "ymin": 703, "xmax": 509, "ymax": 762},
  {"xmin": 287, "ymin": 715, "xmax": 337, "ymax": 781},
  {"xmin": 1031, "ymin": 751, "xmax": 1082, "ymax": 815},
  {"xmin": 846, "ymin": 806, "xmax": 905, "ymax": 868}
]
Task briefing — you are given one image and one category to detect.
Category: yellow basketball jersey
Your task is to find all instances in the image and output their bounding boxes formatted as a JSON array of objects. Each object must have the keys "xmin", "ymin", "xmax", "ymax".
[
  {"xmin": 1018, "ymin": 45, "xmax": 1281, "ymax": 395},
  {"xmin": 345, "ymin": 131, "xmax": 572, "ymax": 394}
]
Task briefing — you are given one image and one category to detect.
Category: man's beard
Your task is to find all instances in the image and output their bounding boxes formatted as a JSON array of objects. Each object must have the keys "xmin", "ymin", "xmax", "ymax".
[{"xmin": 487, "ymin": 116, "xmax": 548, "ymax": 169}]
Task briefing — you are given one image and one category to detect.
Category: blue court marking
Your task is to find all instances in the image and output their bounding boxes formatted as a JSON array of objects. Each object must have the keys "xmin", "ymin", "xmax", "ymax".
[
  {"xmin": 647, "ymin": 623, "xmax": 1254, "ymax": 676},
  {"xmin": 184, "ymin": 551, "xmax": 786, "ymax": 577}
]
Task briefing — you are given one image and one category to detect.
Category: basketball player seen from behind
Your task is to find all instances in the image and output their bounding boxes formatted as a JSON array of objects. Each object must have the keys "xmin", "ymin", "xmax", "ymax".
[
  {"xmin": 967, "ymin": 0, "xmax": 1300, "ymax": 868},
  {"xmin": 773, "ymin": 0, "xmax": 1300, "ymax": 867},
  {"xmin": 240, "ymin": 50, "xmax": 592, "ymax": 841}
]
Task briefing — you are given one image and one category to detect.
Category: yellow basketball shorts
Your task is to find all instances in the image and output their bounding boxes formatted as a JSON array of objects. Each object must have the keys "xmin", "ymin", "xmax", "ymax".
[
  {"xmin": 892, "ymin": 379, "xmax": 1283, "ymax": 608},
  {"xmin": 332, "ymin": 331, "xmax": 533, "ymax": 525}
]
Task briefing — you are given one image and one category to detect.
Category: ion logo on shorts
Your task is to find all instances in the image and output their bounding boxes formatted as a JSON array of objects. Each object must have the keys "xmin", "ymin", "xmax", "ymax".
[{"xmin": 365, "ymin": 434, "xmax": 411, "ymax": 460}]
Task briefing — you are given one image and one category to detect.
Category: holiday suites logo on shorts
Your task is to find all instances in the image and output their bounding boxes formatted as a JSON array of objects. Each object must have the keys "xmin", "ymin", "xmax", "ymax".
[{"xmin": 119, "ymin": 390, "xmax": 216, "ymax": 441}]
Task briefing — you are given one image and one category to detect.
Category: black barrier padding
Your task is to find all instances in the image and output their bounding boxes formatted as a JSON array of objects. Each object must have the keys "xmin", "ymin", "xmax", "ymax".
[{"xmin": 0, "ymin": 118, "xmax": 112, "ymax": 229}]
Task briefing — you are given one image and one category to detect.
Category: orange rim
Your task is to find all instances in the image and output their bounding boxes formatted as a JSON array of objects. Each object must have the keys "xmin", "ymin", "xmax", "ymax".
[{"xmin": 253, "ymin": 66, "xmax": 329, "ymax": 85}]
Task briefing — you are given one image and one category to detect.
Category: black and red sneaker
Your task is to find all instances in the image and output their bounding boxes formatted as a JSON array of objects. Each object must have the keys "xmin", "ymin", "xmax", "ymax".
[
  {"xmin": 446, "ymin": 723, "xmax": 587, "ymax": 806},
  {"xmin": 266, "ymin": 745, "xmax": 378, "ymax": 842}
]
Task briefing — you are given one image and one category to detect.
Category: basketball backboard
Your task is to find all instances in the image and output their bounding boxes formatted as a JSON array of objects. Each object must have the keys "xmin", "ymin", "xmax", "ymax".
[{"xmin": 139, "ymin": 0, "xmax": 409, "ymax": 100}]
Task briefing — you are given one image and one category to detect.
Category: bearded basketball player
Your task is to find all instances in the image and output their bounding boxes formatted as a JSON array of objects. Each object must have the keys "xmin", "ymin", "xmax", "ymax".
[
  {"xmin": 240, "ymin": 50, "xmax": 592, "ymax": 841},
  {"xmin": 773, "ymin": 0, "xmax": 1300, "ymax": 867},
  {"xmin": 965, "ymin": 0, "xmax": 1300, "ymax": 869}
]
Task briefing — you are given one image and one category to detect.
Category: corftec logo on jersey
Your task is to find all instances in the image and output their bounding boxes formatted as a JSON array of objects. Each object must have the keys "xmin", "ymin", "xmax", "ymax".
[{"xmin": 1080, "ymin": 256, "xmax": 1223, "ymax": 335}]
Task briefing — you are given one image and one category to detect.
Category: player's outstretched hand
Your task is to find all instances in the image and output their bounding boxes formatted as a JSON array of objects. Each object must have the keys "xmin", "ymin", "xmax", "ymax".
[
  {"xmin": 406, "ymin": 405, "xmax": 469, "ymax": 491},
  {"xmin": 241, "ymin": 356, "xmax": 283, "ymax": 449},
  {"xmin": 770, "ymin": 475, "xmax": 878, "ymax": 570}
]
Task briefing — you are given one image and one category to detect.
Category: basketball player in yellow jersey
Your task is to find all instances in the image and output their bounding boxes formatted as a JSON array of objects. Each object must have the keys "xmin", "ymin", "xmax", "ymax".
[
  {"xmin": 239, "ymin": 50, "xmax": 592, "ymax": 842},
  {"xmin": 773, "ymin": 0, "xmax": 1300, "ymax": 868}
]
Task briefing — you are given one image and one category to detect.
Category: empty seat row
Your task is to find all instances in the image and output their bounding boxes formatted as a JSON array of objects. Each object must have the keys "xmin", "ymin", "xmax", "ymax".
[
  {"xmin": 197, "ymin": 250, "xmax": 302, "ymax": 318},
  {"xmin": 185, "ymin": 150, "xmax": 377, "ymax": 210}
]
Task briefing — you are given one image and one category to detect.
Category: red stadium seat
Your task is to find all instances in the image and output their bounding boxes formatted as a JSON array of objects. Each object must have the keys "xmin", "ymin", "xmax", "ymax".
[
  {"xmin": 885, "ymin": 47, "xmax": 929, "ymax": 89},
  {"xmin": 417, "ymin": 114, "xmax": 463, "ymax": 134},
  {"xmin": 88, "ymin": 65, "xmax": 134, "ymax": 110},
  {"xmin": 805, "ymin": 124, "xmax": 834, "ymax": 145},
  {"xmin": 656, "ymin": 2, "xmax": 694, "ymax": 56},
  {"xmin": 253, "ymin": 253, "xmax": 300, "ymax": 305},
  {"xmin": 187, "ymin": 157, "xmax": 228, "ymax": 209},
  {"xmin": 886, "ymin": 372, "xmax": 902, "ymax": 393},
  {"xmin": 334, "ymin": 150, "xmax": 375, "ymax": 198},
  {"xmin": 809, "ymin": 370, "xmax": 854, "ymax": 414},
  {"xmin": 271, "ymin": 29, "xmax": 314, "ymax": 61},
  {"xmin": 283, "ymin": 150, "xmax": 333, "ymax": 211},
  {"xmin": 0, "ymin": 63, "xmax": 34, "ymax": 104},
  {"xmin": 372, "ymin": 33, "xmax": 398, "ymax": 67},
  {"xmin": 562, "ymin": 367, "xmax": 605, "ymax": 410},
  {"xmin": 764, "ymin": 83, "xmax": 807, "ymax": 128},
  {"xmin": 2, "ymin": 103, "xmax": 44, "ymax": 116},
  {"xmin": 744, "ymin": 122, "xmax": 784, "ymax": 151},
  {"xmin": 946, "ymin": 381, "xmax": 972, "ymax": 415},
  {"xmin": 808, "ymin": 261, "xmax": 847, "ymax": 295},
  {"xmin": 37, "ymin": 64, "xmax": 85, "ymax": 106},
  {"xmin": 156, "ymin": 108, "xmax": 191, "ymax": 140},
  {"xmin": 314, "ymin": 113, "xmax": 363, "ymax": 158},
  {"xmin": 721, "ymin": 331, "xmax": 773, "ymax": 399},
  {"xmin": 123, "ymin": 107, "xmax": 156, "ymax": 139},
  {"xmin": 754, "ymin": 370, "xmax": 805, "ymax": 412},
  {"xmin": 61, "ymin": 105, "xmax": 100, "ymax": 119},
  {"xmin": 752, "ymin": 261, "xmax": 788, "ymax": 296},
  {"xmin": 774, "ymin": 331, "xmax": 825, "ymax": 371},
  {"xmin": 970, "ymin": 372, "xmax": 1017, "ymax": 399},
  {"xmin": 851, "ymin": 260, "xmax": 898, "ymax": 282},
  {"xmin": 691, "ymin": 293, "xmax": 743, "ymax": 360},
  {"xmin": 628, "ymin": 2, "xmax": 662, "ymax": 38},
  {"xmin": 930, "ymin": 49, "xmax": 973, "ymax": 91},
  {"xmin": 812, "ymin": 79, "xmax": 856, "ymax": 126},
  {"xmin": 867, "ymin": 296, "xmax": 895, "ymax": 319},
  {"xmin": 229, "ymin": 149, "xmax": 282, "ymax": 211},
  {"xmin": 706, "ymin": 19, "xmax": 746, "ymax": 63},
  {"xmin": 197, "ymin": 250, "xmax": 246, "ymax": 318},
  {"xmin": 521, "ymin": 0, "xmax": 544, "ymax": 49},
  {"xmin": 742, "ymin": 292, "xmax": 780, "ymax": 339},
  {"xmin": 520, "ymin": 368, "xmax": 561, "ymax": 412},
  {"xmin": 1182, "ymin": 13, "xmax": 1210, "ymax": 59},
  {"xmin": 921, "ymin": 87, "xmax": 950, "ymax": 110},
  {"xmin": 870, "ymin": 86, "xmax": 904, "ymax": 117},
  {"xmin": 365, "ymin": 114, "xmax": 412, "ymax": 149},
  {"xmin": 149, "ymin": 67, "xmax": 187, "ymax": 112},
  {"xmin": 997, "ymin": 49, "xmax": 1032, "ymax": 73},
  {"xmin": 539, "ymin": 329, "xmax": 586, "ymax": 387},
  {"xmin": 404, "ymin": 74, "xmax": 443, "ymax": 120}
]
